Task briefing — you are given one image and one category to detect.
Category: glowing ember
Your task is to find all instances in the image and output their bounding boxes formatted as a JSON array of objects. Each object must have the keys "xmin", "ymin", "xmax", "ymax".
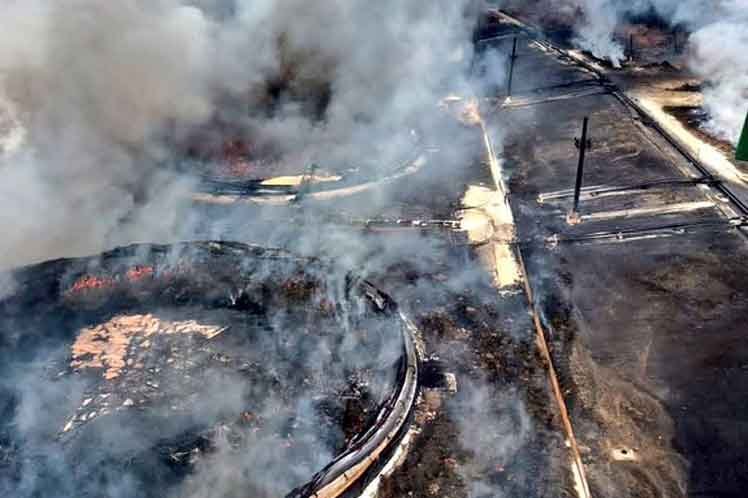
[
  {"xmin": 68, "ymin": 275, "xmax": 115, "ymax": 293},
  {"xmin": 66, "ymin": 264, "xmax": 188, "ymax": 297}
]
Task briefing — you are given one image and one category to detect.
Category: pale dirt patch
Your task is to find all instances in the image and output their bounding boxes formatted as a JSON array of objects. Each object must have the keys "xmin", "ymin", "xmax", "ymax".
[
  {"xmin": 460, "ymin": 184, "xmax": 521, "ymax": 289},
  {"xmin": 71, "ymin": 313, "xmax": 226, "ymax": 381},
  {"xmin": 260, "ymin": 174, "xmax": 341, "ymax": 187},
  {"xmin": 632, "ymin": 91, "xmax": 748, "ymax": 186}
]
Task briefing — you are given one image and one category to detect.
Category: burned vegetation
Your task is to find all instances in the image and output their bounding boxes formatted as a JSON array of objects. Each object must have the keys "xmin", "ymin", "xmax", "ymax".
[{"xmin": 0, "ymin": 242, "xmax": 409, "ymax": 498}]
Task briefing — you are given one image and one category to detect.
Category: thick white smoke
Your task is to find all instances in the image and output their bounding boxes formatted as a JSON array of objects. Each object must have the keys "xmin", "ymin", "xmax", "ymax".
[
  {"xmin": 0, "ymin": 1, "xmax": 216, "ymax": 268},
  {"xmin": 543, "ymin": 0, "xmax": 747, "ymax": 144},
  {"xmin": 0, "ymin": 0, "xmax": 479, "ymax": 269},
  {"xmin": 689, "ymin": 17, "xmax": 748, "ymax": 145},
  {"xmin": 574, "ymin": 0, "xmax": 626, "ymax": 66}
]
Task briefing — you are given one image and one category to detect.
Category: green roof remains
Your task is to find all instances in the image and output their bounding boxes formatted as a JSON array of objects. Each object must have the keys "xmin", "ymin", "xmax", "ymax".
[{"xmin": 738, "ymin": 111, "xmax": 748, "ymax": 162}]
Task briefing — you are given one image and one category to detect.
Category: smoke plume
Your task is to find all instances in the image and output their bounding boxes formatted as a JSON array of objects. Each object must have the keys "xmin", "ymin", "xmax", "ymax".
[
  {"xmin": 0, "ymin": 0, "xmax": 480, "ymax": 269},
  {"xmin": 527, "ymin": 0, "xmax": 747, "ymax": 144},
  {"xmin": 689, "ymin": 15, "xmax": 748, "ymax": 145}
]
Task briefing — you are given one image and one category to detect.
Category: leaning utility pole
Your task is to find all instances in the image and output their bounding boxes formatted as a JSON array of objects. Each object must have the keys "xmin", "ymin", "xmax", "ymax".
[{"xmin": 568, "ymin": 117, "xmax": 592, "ymax": 224}]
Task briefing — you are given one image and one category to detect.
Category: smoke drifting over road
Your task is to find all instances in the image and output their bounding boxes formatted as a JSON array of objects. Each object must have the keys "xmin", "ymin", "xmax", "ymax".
[{"xmin": 499, "ymin": 0, "xmax": 747, "ymax": 145}]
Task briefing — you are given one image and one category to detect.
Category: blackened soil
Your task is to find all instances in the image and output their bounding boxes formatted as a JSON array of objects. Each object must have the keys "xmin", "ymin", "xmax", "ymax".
[
  {"xmin": 664, "ymin": 105, "xmax": 736, "ymax": 156},
  {"xmin": 375, "ymin": 252, "xmax": 569, "ymax": 498}
]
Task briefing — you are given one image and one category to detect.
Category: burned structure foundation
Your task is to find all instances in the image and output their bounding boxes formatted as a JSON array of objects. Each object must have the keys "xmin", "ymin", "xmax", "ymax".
[{"xmin": 0, "ymin": 242, "xmax": 418, "ymax": 498}]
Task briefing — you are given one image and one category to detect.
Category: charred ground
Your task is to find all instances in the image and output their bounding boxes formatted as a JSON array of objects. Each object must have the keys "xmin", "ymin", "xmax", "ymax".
[{"xmin": 0, "ymin": 243, "xmax": 406, "ymax": 498}]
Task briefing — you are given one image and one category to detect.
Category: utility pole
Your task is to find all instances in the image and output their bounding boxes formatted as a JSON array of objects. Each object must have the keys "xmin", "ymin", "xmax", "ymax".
[
  {"xmin": 506, "ymin": 37, "xmax": 518, "ymax": 98},
  {"xmin": 627, "ymin": 33, "xmax": 635, "ymax": 62},
  {"xmin": 568, "ymin": 117, "xmax": 591, "ymax": 224}
]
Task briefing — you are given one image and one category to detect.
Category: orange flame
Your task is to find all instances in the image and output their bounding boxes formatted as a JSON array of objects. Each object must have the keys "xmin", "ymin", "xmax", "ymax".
[
  {"xmin": 125, "ymin": 265, "xmax": 154, "ymax": 282},
  {"xmin": 66, "ymin": 262, "xmax": 194, "ymax": 297},
  {"xmin": 68, "ymin": 275, "xmax": 115, "ymax": 293}
]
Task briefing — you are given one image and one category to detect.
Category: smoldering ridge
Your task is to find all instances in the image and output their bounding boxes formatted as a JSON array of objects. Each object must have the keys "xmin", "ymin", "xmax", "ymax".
[{"xmin": 0, "ymin": 243, "xmax": 405, "ymax": 498}]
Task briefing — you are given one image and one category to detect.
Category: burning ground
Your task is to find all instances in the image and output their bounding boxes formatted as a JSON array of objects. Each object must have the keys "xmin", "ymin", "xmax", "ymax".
[{"xmin": 0, "ymin": 243, "xmax": 405, "ymax": 498}]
